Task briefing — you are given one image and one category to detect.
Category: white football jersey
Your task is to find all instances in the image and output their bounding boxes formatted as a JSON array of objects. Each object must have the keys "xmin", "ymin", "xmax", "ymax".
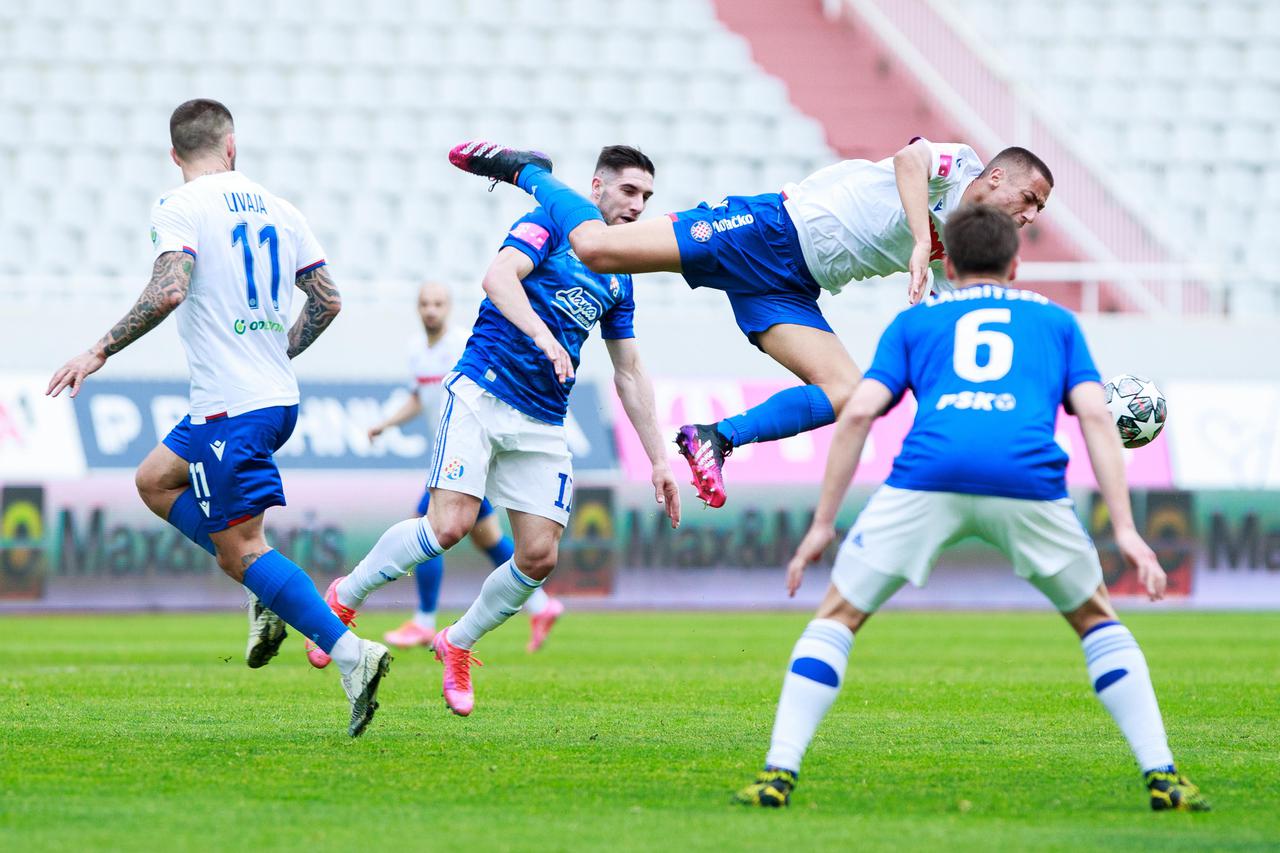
[
  {"xmin": 409, "ymin": 326, "xmax": 468, "ymax": 428},
  {"xmin": 782, "ymin": 139, "xmax": 984, "ymax": 294},
  {"xmin": 150, "ymin": 171, "xmax": 326, "ymax": 419}
]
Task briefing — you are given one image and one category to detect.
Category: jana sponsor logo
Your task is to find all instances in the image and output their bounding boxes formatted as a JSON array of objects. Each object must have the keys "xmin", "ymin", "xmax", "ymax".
[
  {"xmin": 233, "ymin": 318, "xmax": 285, "ymax": 335},
  {"xmin": 443, "ymin": 458, "xmax": 466, "ymax": 481},
  {"xmin": 553, "ymin": 286, "xmax": 603, "ymax": 331}
]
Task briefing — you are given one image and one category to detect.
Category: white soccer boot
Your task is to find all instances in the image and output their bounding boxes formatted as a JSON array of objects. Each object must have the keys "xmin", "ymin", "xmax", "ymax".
[
  {"xmin": 341, "ymin": 639, "xmax": 392, "ymax": 737},
  {"xmin": 245, "ymin": 591, "xmax": 287, "ymax": 669}
]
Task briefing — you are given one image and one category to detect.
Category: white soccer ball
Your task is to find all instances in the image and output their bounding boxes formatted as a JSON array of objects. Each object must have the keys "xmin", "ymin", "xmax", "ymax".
[{"xmin": 1103, "ymin": 374, "xmax": 1167, "ymax": 449}]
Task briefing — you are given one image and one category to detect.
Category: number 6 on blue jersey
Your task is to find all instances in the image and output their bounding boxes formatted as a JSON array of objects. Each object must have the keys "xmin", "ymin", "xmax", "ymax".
[{"xmin": 954, "ymin": 308, "xmax": 1013, "ymax": 382}]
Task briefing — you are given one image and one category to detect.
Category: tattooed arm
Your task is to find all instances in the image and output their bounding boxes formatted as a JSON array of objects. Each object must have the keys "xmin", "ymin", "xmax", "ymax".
[
  {"xmin": 286, "ymin": 264, "xmax": 342, "ymax": 359},
  {"xmin": 46, "ymin": 251, "xmax": 193, "ymax": 398}
]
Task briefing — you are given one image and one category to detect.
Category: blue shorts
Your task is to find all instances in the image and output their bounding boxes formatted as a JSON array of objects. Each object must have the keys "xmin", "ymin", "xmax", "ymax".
[
  {"xmin": 670, "ymin": 192, "xmax": 831, "ymax": 349},
  {"xmin": 416, "ymin": 488, "xmax": 496, "ymax": 520},
  {"xmin": 162, "ymin": 406, "xmax": 299, "ymax": 532}
]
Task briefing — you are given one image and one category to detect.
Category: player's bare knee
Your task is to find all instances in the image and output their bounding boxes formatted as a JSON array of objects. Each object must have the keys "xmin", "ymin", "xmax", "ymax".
[
  {"xmin": 214, "ymin": 550, "xmax": 246, "ymax": 582},
  {"xmin": 815, "ymin": 585, "xmax": 869, "ymax": 633},
  {"xmin": 134, "ymin": 466, "xmax": 160, "ymax": 504},
  {"xmin": 1064, "ymin": 585, "xmax": 1118, "ymax": 637},
  {"xmin": 432, "ymin": 514, "xmax": 473, "ymax": 550},
  {"xmin": 469, "ymin": 517, "xmax": 503, "ymax": 550},
  {"xmin": 817, "ymin": 380, "xmax": 856, "ymax": 413},
  {"xmin": 514, "ymin": 544, "xmax": 558, "ymax": 580}
]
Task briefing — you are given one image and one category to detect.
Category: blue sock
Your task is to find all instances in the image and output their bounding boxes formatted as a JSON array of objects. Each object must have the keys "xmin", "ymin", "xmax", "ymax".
[
  {"xmin": 717, "ymin": 385, "xmax": 835, "ymax": 446},
  {"xmin": 242, "ymin": 551, "xmax": 348, "ymax": 653},
  {"xmin": 166, "ymin": 489, "xmax": 215, "ymax": 556},
  {"xmin": 414, "ymin": 555, "xmax": 444, "ymax": 613},
  {"xmin": 484, "ymin": 536, "xmax": 515, "ymax": 568},
  {"xmin": 515, "ymin": 164, "xmax": 605, "ymax": 234}
]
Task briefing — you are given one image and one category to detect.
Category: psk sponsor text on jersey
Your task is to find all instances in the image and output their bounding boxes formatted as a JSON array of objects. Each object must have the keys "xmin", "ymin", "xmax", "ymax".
[{"xmin": 936, "ymin": 391, "xmax": 1017, "ymax": 411}]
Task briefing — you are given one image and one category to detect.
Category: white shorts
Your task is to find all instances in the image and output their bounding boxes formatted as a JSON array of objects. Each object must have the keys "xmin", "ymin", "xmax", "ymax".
[
  {"xmin": 832, "ymin": 485, "xmax": 1104, "ymax": 613},
  {"xmin": 428, "ymin": 373, "xmax": 574, "ymax": 527}
]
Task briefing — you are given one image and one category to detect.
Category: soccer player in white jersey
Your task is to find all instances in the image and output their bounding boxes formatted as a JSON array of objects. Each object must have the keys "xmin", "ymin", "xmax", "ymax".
[
  {"xmin": 449, "ymin": 139, "xmax": 1052, "ymax": 508},
  {"xmin": 731, "ymin": 205, "xmax": 1208, "ymax": 812},
  {"xmin": 329, "ymin": 281, "xmax": 562, "ymax": 657},
  {"xmin": 46, "ymin": 99, "xmax": 391, "ymax": 737},
  {"xmin": 318, "ymin": 146, "xmax": 680, "ymax": 716}
]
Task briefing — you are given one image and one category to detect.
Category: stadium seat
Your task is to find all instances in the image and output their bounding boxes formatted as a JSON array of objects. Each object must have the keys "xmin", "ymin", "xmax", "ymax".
[
  {"xmin": 1, "ymin": 0, "xmax": 837, "ymax": 282},
  {"xmin": 953, "ymin": 0, "xmax": 1277, "ymax": 291}
]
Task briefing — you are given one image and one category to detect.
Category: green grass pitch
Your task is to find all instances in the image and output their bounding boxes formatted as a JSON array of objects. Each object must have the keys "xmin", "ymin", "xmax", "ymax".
[{"xmin": 2, "ymin": 610, "xmax": 1277, "ymax": 851}]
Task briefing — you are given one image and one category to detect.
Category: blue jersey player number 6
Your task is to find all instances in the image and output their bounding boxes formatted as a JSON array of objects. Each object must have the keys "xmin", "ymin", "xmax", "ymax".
[{"xmin": 954, "ymin": 309, "xmax": 1014, "ymax": 382}]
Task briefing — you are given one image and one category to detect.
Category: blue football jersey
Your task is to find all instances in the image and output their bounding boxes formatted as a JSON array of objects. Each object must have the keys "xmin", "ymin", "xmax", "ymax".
[
  {"xmin": 454, "ymin": 207, "xmax": 636, "ymax": 425},
  {"xmin": 863, "ymin": 285, "xmax": 1101, "ymax": 500}
]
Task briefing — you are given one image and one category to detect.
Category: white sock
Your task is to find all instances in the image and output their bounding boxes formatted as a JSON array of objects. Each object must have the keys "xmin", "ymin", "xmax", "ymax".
[
  {"xmin": 524, "ymin": 586, "xmax": 550, "ymax": 615},
  {"xmin": 1082, "ymin": 622, "xmax": 1175, "ymax": 773},
  {"xmin": 413, "ymin": 610, "xmax": 437, "ymax": 631},
  {"xmin": 450, "ymin": 560, "xmax": 541, "ymax": 649},
  {"xmin": 764, "ymin": 619, "xmax": 854, "ymax": 774},
  {"xmin": 338, "ymin": 516, "xmax": 443, "ymax": 609},
  {"xmin": 330, "ymin": 630, "xmax": 362, "ymax": 676}
]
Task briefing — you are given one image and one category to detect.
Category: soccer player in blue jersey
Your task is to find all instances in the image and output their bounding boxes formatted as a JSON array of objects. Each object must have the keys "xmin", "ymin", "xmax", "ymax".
[
  {"xmin": 321, "ymin": 146, "xmax": 681, "ymax": 716},
  {"xmin": 448, "ymin": 139, "xmax": 1052, "ymax": 509},
  {"xmin": 46, "ymin": 99, "xmax": 391, "ymax": 736},
  {"xmin": 339, "ymin": 281, "xmax": 561, "ymax": 659},
  {"xmin": 730, "ymin": 205, "xmax": 1208, "ymax": 811}
]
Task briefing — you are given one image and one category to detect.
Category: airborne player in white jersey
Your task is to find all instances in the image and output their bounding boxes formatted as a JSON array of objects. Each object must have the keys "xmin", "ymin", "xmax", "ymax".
[
  {"xmin": 449, "ymin": 138, "xmax": 1053, "ymax": 508},
  {"xmin": 47, "ymin": 99, "xmax": 391, "ymax": 737}
]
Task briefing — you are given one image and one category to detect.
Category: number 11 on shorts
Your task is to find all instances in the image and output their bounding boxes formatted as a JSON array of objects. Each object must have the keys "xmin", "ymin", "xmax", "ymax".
[
  {"xmin": 554, "ymin": 472, "xmax": 573, "ymax": 512},
  {"xmin": 189, "ymin": 461, "xmax": 211, "ymax": 498}
]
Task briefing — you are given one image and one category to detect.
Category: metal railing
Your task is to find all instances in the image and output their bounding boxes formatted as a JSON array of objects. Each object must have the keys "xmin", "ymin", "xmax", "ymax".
[
  {"xmin": 0, "ymin": 265, "xmax": 1248, "ymax": 318},
  {"xmin": 825, "ymin": 0, "xmax": 1239, "ymax": 314}
]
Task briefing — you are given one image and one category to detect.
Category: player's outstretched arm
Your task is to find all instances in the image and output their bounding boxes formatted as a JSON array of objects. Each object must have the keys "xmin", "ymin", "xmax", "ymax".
[
  {"xmin": 46, "ymin": 251, "xmax": 192, "ymax": 398},
  {"xmin": 368, "ymin": 393, "xmax": 423, "ymax": 442},
  {"xmin": 892, "ymin": 140, "xmax": 936, "ymax": 305},
  {"xmin": 287, "ymin": 265, "xmax": 342, "ymax": 359},
  {"xmin": 606, "ymin": 338, "xmax": 680, "ymax": 529},
  {"xmin": 1069, "ymin": 381, "xmax": 1167, "ymax": 601},
  {"xmin": 482, "ymin": 247, "xmax": 574, "ymax": 384},
  {"xmin": 786, "ymin": 379, "xmax": 894, "ymax": 596}
]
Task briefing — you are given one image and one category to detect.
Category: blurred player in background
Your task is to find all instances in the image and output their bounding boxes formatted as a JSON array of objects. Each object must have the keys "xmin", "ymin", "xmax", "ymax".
[
  {"xmin": 450, "ymin": 139, "xmax": 1051, "ymax": 509},
  {"xmin": 45, "ymin": 99, "xmax": 391, "ymax": 737},
  {"xmin": 317, "ymin": 146, "xmax": 681, "ymax": 716},
  {"xmin": 323, "ymin": 281, "xmax": 562, "ymax": 659},
  {"xmin": 732, "ymin": 205, "xmax": 1208, "ymax": 812}
]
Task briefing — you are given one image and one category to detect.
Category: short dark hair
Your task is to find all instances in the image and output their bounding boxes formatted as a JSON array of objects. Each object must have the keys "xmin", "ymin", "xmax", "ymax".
[
  {"xmin": 983, "ymin": 146, "xmax": 1053, "ymax": 187},
  {"xmin": 169, "ymin": 99, "xmax": 234, "ymax": 159},
  {"xmin": 943, "ymin": 204, "xmax": 1020, "ymax": 278},
  {"xmin": 595, "ymin": 145, "xmax": 655, "ymax": 177}
]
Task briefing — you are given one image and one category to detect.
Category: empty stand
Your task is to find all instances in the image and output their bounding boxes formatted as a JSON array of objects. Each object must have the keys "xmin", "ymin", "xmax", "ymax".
[{"xmin": 0, "ymin": 0, "xmax": 835, "ymax": 285}]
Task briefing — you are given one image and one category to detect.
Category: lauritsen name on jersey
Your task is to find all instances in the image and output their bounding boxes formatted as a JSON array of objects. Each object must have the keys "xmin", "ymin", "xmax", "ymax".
[{"xmin": 922, "ymin": 285, "xmax": 1049, "ymax": 307}]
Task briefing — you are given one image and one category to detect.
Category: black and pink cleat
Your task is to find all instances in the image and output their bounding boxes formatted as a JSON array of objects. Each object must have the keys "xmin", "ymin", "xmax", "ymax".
[
  {"xmin": 448, "ymin": 141, "xmax": 553, "ymax": 187},
  {"xmin": 675, "ymin": 423, "xmax": 733, "ymax": 509}
]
